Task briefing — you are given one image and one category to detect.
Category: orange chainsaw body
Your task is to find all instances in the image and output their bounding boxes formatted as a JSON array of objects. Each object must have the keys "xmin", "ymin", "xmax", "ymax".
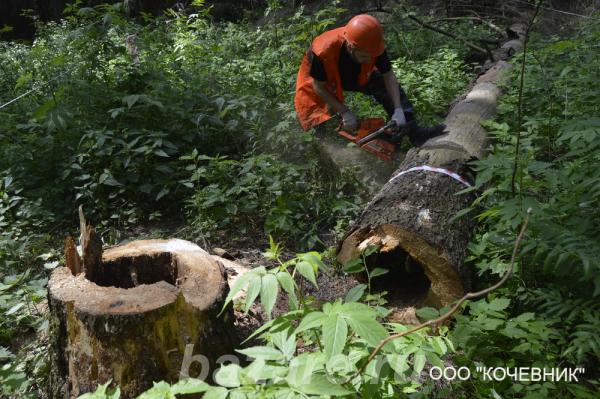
[{"xmin": 337, "ymin": 118, "xmax": 396, "ymax": 161}]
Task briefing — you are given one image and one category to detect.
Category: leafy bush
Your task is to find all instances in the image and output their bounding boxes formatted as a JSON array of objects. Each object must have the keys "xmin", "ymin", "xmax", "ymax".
[
  {"xmin": 449, "ymin": 16, "xmax": 600, "ymax": 398},
  {"xmin": 185, "ymin": 152, "xmax": 362, "ymax": 249},
  {"xmin": 391, "ymin": 48, "xmax": 470, "ymax": 125}
]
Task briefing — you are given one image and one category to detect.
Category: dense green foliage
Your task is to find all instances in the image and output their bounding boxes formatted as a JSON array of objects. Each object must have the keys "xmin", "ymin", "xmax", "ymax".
[
  {"xmin": 1, "ymin": 0, "xmax": 598, "ymax": 398},
  {"xmin": 446, "ymin": 20, "xmax": 600, "ymax": 397}
]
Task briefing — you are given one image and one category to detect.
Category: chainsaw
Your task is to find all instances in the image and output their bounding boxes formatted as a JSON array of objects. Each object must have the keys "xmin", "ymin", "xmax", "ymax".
[{"xmin": 337, "ymin": 118, "xmax": 406, "ymax": 161}]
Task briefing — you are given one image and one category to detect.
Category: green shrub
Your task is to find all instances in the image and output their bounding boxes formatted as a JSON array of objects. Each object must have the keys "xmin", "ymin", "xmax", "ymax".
[{"xmin": 185, "ymin": 152, "xmax": 362, "ymax": 250}]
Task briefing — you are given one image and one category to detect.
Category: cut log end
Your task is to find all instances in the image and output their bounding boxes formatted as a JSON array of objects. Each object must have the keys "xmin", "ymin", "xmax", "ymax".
[{"xmin": 338, "ymin": 224, "xmax": 465, "ymax": 308}]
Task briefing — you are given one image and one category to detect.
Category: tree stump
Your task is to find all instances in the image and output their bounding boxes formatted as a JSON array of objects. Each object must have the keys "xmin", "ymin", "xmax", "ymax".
[
  {"xmin": 338, "ymin": 25, "xmax": 526, "ymax": 308},
  {"xmin": 48, "ymin": 239, "xmax": 236, "ymax": 398}
]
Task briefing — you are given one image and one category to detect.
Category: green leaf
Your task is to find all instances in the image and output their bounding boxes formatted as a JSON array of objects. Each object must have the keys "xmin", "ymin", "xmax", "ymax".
[
  {"xmin": 78, "ymin": 380, "xmax": 120, "ymax": 398},
  {"xmin": 342, "ymin": 258, "xmax": 364, "ymax": 274},
  {"xmin": 236, "ymin": 346, "xmax": 284, "ymax": 361},
  {"xmin": 0, "ymin": 347, "xmax": 14, "ymax": 360},
  {"xmin": 123, "ymin": 94, "xmax": 140, "ymax": 108},
  {"xmin": 272, "ymin": 329, "xmax": 297, "ymax": 360},
  {"xmin": 155, "ymin": 188, "xmax": 169, "ymax": 201},
  {"xmin": 244, "ymin": 359, "xmax": 288, "ymax": 382},
  {"xmin": 214, "ymin": 363, "xmax": 242, "ymax": 388},
  {"xmin": 413, "ymin": 351, "xmax": 426, "ymax": 374},
  {"xmin": 386, "ymin": 353, "xmax": 409, "ymax": 375},
  {"xmin": 203, "ymin": 386, "xmax": 229, "ymax": 399},
  {"xmin": 430, "ymin": 336, "xmax": 448, "ymax": 355},
  {"xmin": 276, "ymin": 271, "xmax": 297, "ymax": 310},
  {"xmin": 243, "ymin": 311, "xmax": 303, "ymax": 344},
  {"xmin": 302, "ymin": 252, "xmax": 330, "ymax": 275},
  {"xmin": 296, "ymin": 374, "xmax": 352, "ymax": 396},
  {"xmin": 345, "ymin": 284, "xmax": 366, "ymax": 302},
  {"xmin": 296, "ymin": 311, "xmax": 327, "ymax": 334},
  {"xmin": 344, "ymin": 312, "xmax": 388, "ymax": 348},
  {"xmin": 425, "ymin": 351, "xmax": 444, "ymax": 368},
  {"xmin": 296, "ymin": 260, "xmax": 317, "ymax": 286},
  {"xmin": 6, "ymin": 302, "xmax": 25, "ymax": 316},
  {"xmin": 140, "ymin": 382, "xmax": 170, "ymax": 398},
  {"xmin": 14, "ymin": 72, "xmax": 32, "ymax": 90},
  {"xmin": 276, "ymin": 271, "xmax": 295, "ymax": 294},
  {"xmin": 170, "ymin": 378, "xmax": 209, "ymax": 394},
  {"xmin": 263, "ymin": 235, "xmax": 282, "ymax": 260},
  {"xmin": 286, "ymin": 352, "xmax": 325, "ymax": 388},
  {"xmin": 260, "ymin": 273, "xmax": 279, "ymax": 318},
  {"xmin": 449, "ymin": 207, "xmax": 473, "ymax": 223},
  {"xmin": 222, "ymin": 269, "xmax": 254, "ymax": 310},
  {"xmin": 416, "ymin": 307, "xmax": 440, "ymax": 321},
  {"xmin": 99, "ymin": 170, "xmax": 123, "ymax": 187},
  {"xmin": 323, "ymin": 314, "xmax": 348, "ymax": 357},
  {"xmin": 487, "ymin": 297, "xmax": 511, "ymax": 312},
  {"xmin": 244, "ymin": 274, "xmax": 262, "ymax": 313},
  {"xmin": 369, "ymin": 267, "xmax": 389, "ymax": 278},
  {"xmin": 33, "ymin": 99, "xmax": 56, "ymax": 121}
]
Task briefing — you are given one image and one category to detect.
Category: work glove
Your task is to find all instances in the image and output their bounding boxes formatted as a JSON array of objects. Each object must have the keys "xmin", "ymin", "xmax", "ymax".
[
  {"xmin": 341, "ymin": 110, "xmax": 358, "ymax": 131},
  {"xmin": 392, "ymin": 107, "xmax": 407, "ymax": 127}
]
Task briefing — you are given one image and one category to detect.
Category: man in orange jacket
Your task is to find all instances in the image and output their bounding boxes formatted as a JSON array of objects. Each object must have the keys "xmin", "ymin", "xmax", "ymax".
[{"xmin": 294, "ymin": 14, "xmax": 445, "ymax": 146}]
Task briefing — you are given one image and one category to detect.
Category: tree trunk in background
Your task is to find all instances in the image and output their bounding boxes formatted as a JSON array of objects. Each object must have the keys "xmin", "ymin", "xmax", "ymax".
[
  {"xmin": 48, "ymin": 239, "xmax": 236, "ymax": 398},
  {"xmin": 338, "ymin": 24, "xmax": 526, "ymax": 308}
]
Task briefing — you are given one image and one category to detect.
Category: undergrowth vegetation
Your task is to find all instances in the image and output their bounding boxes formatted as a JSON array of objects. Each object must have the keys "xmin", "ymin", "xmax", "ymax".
[
  {"xmin": 0, "ymin": 0, "xmax": 598, "ymax": 398},
  {"xmin": 451, "ymin": 20, "xmax": 600, "ymax": 396}
]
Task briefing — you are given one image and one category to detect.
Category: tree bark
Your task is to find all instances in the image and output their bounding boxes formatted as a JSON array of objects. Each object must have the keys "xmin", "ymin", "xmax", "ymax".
[
  {"xmin": 48, "ymin": 239, "xmax": 236, "ymax": 398},
  {"xmin": 338, "ymin": 24, "xmax": 526, "ymax": 308}
]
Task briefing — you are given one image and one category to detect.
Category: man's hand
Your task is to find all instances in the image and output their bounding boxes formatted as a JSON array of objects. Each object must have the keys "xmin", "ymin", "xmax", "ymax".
[
  {"xmin": 392, "ymin": 107, "xmax": 406, "ymax": 127},
  {"xmin": 342, "ymin": 110, "xmax": 358, "ymax": 131}
]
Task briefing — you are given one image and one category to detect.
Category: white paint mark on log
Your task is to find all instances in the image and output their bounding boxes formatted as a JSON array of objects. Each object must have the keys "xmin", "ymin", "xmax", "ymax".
[{"xmin": 418, "ymin": 209, "xmax": 432, "ymax": 226}]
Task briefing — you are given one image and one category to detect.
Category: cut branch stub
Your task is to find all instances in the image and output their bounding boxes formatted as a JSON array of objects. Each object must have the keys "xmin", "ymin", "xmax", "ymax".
[
  {"xmin": 48, "ymin": 239, "xmax": 236, "ymax": 398},
  {"xmin": 64, "ymin": 236, "xmax": 82, "ymax": 275}
]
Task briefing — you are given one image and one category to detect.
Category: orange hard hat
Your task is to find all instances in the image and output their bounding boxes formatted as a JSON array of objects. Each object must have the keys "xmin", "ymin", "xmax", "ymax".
[{"xmin": 344, "ymin": 14, "xmax": 385, "ymax": 56}]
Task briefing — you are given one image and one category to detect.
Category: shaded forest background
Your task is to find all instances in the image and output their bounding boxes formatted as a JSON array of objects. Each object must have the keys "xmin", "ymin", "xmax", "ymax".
[
  {"xmin": 2, "ymin": 0, "xmax": 596, "ymax": 40},
  {"xmin": 1, "ymin": 0, "xmax": 599, "ymax": 398}
]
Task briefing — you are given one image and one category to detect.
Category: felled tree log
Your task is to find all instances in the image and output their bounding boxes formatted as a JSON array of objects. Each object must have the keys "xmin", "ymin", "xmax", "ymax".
[
  {"xmin": 48, "ymin": 239, "xmax": 236, "ymax": 398},
  {"xmin": 338, "ymin": 24, "xmax": 526, "ymax": 308}
]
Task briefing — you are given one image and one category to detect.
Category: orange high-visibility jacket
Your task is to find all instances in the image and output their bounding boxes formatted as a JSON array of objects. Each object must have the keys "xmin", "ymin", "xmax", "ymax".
[{"xmin": 294, "ymin": 27, "xmax": 378, "ymax": 131}]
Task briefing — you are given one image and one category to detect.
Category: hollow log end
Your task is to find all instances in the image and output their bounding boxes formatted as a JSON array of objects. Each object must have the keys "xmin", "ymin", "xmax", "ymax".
[{"xmin": 338, "ymin": 224, "xmax": 465, "ymax": 308}]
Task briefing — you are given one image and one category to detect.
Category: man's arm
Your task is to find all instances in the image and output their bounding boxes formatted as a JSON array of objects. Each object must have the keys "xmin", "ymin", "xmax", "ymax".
[
  {"xmin": 381, "ymin": 70, "xmax": 402, "ymax": 110},
  {"xmin": 382, "ymin": 70, "xmax": 407, "ymax": 127},
  {"xmin": 309, "ymin": 52, "xmax": 356, "ymax": 130},
  {"xmin": 312, "ymin": 79, "xmax": 348, "ymax": 115}
]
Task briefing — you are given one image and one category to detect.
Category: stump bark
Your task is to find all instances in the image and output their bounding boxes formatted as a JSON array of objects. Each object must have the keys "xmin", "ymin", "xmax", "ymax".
[
  {"xmin": 338, "ymin": 24, "xmax": 526, "ymax": 308},
  {"xmin": 48, "ymin": 239, "xmax": 236, "ymax": 398}
]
